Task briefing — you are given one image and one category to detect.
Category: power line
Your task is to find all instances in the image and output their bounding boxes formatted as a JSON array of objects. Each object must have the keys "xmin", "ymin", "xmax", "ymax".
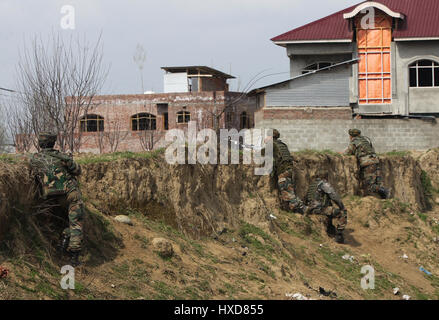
[{"xmin": 0, "ymin": 87, "xmax": 16, "ymax": 93}]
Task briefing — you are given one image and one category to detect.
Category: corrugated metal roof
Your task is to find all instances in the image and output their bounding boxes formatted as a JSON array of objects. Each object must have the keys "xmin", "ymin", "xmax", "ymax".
[
  {"xmin": 271, "ymin": 0, "xmax": 439, "ymax": 43},
  {"xmin": 250, "ymin": 58, "xmax": 359, "ymax": 93}
]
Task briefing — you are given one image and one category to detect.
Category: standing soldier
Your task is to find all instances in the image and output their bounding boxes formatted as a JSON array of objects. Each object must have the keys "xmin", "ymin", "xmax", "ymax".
[
  {"xmin": 305, "ymin": 170, "xmax": 348, "ymax": 244},
  {"xmin": 30, "ymin": 132, "xmax": 84, "ymax": 266},
  {"xmin": 344, "ymin": 129, "xmax": 390, "ymax": 199},
  {"xmin": 265, "ymin": 129, "xmax": 308, "ymax": 214}
]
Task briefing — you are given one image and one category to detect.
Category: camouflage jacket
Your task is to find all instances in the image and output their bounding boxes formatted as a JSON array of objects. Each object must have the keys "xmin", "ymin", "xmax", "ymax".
[
  {"xmin": 305, "ymin": 179, "xmax": 345, "ymax": 212},
  {"xmin": 30, "ymin": 148, "xmax": 81, "ymax": 198},
  {"xmin": 344, "ymin": 136, "xmax": 379, "ymax": 167},
  {"xmin": 273, "ymin": 139, "xmax": 294, "ymax": 176}
]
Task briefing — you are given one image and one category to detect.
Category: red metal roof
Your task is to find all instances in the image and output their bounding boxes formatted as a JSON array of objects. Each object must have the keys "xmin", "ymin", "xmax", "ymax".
[{"xmin": 271, "ymin": 0, "xmax": 439, "ymax": 43}]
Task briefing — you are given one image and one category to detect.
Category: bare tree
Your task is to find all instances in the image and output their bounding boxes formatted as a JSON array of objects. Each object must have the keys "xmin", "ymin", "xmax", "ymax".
[
  {"xmin": 91, "ymin": 109, "xmax": 128, "ymax": 154},
  {"xmin": 0, "ymin": 120, "xmax": 7, "ymax": 153},
  {"xmin": 93, "ymin": 130, "xmax": 106, "ymax": 154},
  {"xmin": 137, "ymin": 130, "xmax": 160, "ymax": 151},
  {"xmin": 105, "ymin": 118, "xmax": 129, "ymax": 153},
  {"xmin": 15, "ymin": 32, "xmax": 109, "ymax": 153},
  {"xmin": 2, "ymin": 98, "xmax": 35, "ymax": 152}
]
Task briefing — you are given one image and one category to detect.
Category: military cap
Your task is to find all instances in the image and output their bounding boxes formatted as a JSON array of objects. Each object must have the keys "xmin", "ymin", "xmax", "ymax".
[
  {"xmin": 348, "ymin": 129, "xmax": 361, "ymax": 137},
  {"xmin": 272, "ymin": 129, "xmax": 280, "ymax": 139}
]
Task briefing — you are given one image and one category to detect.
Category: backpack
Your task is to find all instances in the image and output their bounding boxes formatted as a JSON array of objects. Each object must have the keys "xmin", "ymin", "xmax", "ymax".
[
  {"xmin": 31, "ymin": 151, "xmax": 72, "ymax": 198},
  {"xmin": 353, "ymin": 136, "xmax": 376, "ymax": 158}
]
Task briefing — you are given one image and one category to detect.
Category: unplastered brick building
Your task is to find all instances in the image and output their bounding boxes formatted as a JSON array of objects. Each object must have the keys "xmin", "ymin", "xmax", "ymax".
[{"xmin": 75, "ymin": 66, "xmax": 256, "ymax": 153}]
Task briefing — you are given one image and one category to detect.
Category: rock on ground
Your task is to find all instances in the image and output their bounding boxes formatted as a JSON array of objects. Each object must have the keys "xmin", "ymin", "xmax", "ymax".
[
  {"xmin": 114, "ymin": 215, "xmax": 133, "ymax": 226},
  {"xmin": 152, "ymin": 237, "xmax": 174, "ymax": 258}
]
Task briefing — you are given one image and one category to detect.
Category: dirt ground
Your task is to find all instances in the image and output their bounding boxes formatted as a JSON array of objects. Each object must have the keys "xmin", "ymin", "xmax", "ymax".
[{"xmin": 0, "ymin": 149, "xmax": 439, "ymax": 300}]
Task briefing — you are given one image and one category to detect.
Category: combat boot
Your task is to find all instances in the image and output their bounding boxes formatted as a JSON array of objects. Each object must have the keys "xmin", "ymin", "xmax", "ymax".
[
  {"xmin": 56, "ymin": 234, "xmax": 70, "ymax": 255},
  {"xmin": 335, "ymin": 230, "xmax": 344, "ymax": 244},
  {"xmin": 378, "ymin": 187, "xmax": 390, "ymax": 199},
  {"xmin": 326, "ymin": 223, "xmax": 336, "ymax": 237}
]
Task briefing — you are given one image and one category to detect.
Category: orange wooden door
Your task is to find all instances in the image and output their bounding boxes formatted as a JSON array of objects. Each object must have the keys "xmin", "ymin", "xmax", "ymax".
[{"xmin": 356, "ymin": 14, "xmax": 392, "ymax": 104}]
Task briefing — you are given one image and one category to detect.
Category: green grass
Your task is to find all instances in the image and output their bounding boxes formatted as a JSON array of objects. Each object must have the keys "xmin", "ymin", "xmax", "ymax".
[
  {"xmin": 153, "ymin": 281, "xmax": 179, "ymax": 300},
  {"xmin": 380, "ymin": 151, "xmax": 410, "ymax": 157},
  {"xmin": 381, "ymin": 199, "xmax": 411, "ymax": 215},
  {"xmin": 184, "ymin": 287, "xmax": 203, "ymax": 300},
  {"xmin": 0, "ymin": 154, "xmax": 21, "ymax": 163},
  {"xmin": 294, "ymin": 149, "xmax": 341, "ymax": 157},
  {"xmin": 418, "ymin": 213, "xmax": 428, "ymax": 222},
  {"xmin": 76, "ymin": 148, "xmax": 165, "ymax": 164},
  {"xmin": 238, "ymin": 222, "xmax": 279, "ymax": 263},
  {"xmin": 421, "ymin": 170, "xmax": 437, "ymax": 198},
  {"xmin": 134, "ymin": 234, "xmax": 149, "ymax": 249}
]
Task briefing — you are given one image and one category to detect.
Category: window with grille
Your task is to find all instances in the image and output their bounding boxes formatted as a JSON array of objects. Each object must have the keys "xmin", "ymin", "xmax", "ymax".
[
  {"xmin": 302, "ymin": 62, "xmax": 333, "ymax": 74},
  {"xmin": 177, "ymin": 111, "xmax": 191, "ymax": 124},
  {"xmin": 409, "ymin": 60, "xmax": 439, "ymax": 88},
  {"xmin": 80, "ymin": 114, "xmax": 104, "ymax": 132},
  {"xmin": 356, "ymin": 13, "xmax": 392, "ymax": 104},
  {"xmin": 131, "ymin": 113, "xmax": 156, "ymax": 131}
]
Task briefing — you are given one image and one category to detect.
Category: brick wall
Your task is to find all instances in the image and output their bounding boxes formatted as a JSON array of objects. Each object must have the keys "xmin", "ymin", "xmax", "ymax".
[
  {"xmin": 256, "ymin": 117, "xmax": 439, "ymax": 152},
  {"xmin": 72, "ymin": 91, "xmax": 257, "ymax": 153}
]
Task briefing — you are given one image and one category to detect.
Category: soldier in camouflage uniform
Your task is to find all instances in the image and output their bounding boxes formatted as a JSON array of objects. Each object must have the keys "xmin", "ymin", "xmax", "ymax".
[
  {"xmin": 30, "ymin": 133, "xmax": 84, "ymax": 266},
  {"xmin": 266, "ymin": 129, "xmax": 308, "ymax": 214},
  {"xmin": 305, "ymin": 170, "xmax": 348, "ymax": 244},
  {"xmin": 344, "ymin": 129, "xmax": 390, "ymax": 199}
]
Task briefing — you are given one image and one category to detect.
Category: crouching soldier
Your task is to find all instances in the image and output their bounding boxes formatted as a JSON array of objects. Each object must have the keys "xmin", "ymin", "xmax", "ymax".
[
  {"xmin": 344, "ymin": 129, "xmax": 390, "ymax": 199},
  {"xmin": 30, "ymin": 132, "xmax": 84, "ymax": 267},
  {"xmin": 265, "ymin": 129, "xmax": 308, "ymax": 214},
  {"xmin": 305, "ymin": 171, "xmax": 348, "ymax": 244}
]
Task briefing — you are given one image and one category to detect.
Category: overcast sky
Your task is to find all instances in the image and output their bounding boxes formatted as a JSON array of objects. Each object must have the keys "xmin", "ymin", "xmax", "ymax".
[{"xmin": 0, "ymin": 0, "xmax": 361, "ymax": 96}]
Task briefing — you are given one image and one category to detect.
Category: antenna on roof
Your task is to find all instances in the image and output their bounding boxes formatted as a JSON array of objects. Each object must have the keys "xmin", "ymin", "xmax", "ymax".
[{"xmin": 133, "ymin": 44, "xmax": 147, "ymax": 93}]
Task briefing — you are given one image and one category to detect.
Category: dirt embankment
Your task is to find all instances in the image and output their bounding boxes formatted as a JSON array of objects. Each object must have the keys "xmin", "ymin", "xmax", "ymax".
[
  {"xmin": 0, "ymin": 160, "xmax": 36, "ymax": 242},
  {"xmin": 0, "ymin": 152, "xmax": 427, "ymax": 241},
  {"xmin": 79, "ymin": 152, "xmax": 427, "ymax": 238},
  {"xmin": 1, "ymin": 150, "xmax": 438, "ymax": 300}
]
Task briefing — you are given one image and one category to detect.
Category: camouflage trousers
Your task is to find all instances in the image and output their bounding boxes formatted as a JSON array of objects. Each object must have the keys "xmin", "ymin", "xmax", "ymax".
[
  {"xmin": 277, "ymin": 169, "xmax": 306, "ymax": 213},
  {"xmin": 309, "ymin": 205, "xmax": 348, "ymax": 232},
  {"xmin": 361, "ymin": 163, "xmax": 384, "ymax": 195},
  {"xmin": 56, "ymin": 189, "xmax": 84, "ymax": 253}
]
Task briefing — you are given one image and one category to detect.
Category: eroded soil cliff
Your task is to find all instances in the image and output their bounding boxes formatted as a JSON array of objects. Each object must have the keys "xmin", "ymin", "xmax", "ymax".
[{"xmin": 0, "ymin": 150, "xmax": 438, "ymax": 300}]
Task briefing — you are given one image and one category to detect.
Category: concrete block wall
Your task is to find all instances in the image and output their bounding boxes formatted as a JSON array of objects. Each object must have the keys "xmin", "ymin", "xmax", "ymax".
[{"xmin": 256, "ymin": 118, "xmax": 439, "ymax": 153}]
